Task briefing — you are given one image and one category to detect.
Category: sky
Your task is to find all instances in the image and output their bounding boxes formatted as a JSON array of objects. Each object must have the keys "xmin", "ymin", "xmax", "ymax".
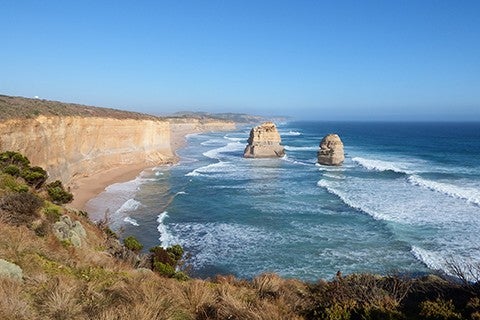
[{"xmin": 1, "ymin": 1, "xmax": 479, "ymax": 121}]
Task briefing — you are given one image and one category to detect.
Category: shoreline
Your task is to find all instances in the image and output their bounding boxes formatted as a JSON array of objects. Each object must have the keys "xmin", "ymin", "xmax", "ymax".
[{"xmin": 69, "ymin": 125, "xmax": 230, "ymax": 211}]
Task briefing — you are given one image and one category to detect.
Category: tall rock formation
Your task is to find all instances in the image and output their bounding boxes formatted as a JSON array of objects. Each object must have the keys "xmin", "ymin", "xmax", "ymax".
[
  {"xmin": 317, "ymin": 134, "xmax": 344, "ymax": 166},
  {"xmin": 244, "ymin": 122, "xmax": 285, "ymax": 158}
]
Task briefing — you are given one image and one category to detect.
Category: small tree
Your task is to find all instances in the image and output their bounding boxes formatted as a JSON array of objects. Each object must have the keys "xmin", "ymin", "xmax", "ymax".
[
  {"xmin": 46, "ymin": 180, "xmax": 73, "ymax": 204},
  {"xmin": 124, "ymin": 236, "xmax": 143, "ymax": 252},
  {"xmin": 149, "ymin": 244, "xmax": 188, "ymax": 279}
]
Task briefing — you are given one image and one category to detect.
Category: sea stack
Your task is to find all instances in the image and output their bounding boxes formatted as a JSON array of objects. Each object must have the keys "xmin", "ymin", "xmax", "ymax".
[
  {"xmin": 244, "ymin": 122, "xmax": 285, "ymax": 158},
  {"xmin": 317, "ymin": 134, "xmax": 344, "ymax": 166}
]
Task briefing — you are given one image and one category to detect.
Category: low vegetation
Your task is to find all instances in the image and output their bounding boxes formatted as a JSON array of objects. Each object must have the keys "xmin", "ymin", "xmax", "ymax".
[
  {"xmin": 0, "ymin": 152, "xmax": 479, "ymax": 319},
  {"xmin": 0, "ymin": 94, "xmax": 160, "ymax": 120}
]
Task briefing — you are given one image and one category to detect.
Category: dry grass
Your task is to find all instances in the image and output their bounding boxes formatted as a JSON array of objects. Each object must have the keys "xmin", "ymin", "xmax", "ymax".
[
  {"xmin": 0, "ymin": 94, "xmax": 160, "ymax": 120},
  {"xmin": 0, "ymin": 278, "xmax": 32, "ymax": 320}
]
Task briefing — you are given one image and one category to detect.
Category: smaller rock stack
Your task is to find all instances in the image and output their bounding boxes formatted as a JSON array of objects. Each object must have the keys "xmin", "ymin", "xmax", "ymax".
[
  {"xmin": 317, "ymin": 134, "xmax": 344, "ymax": 166},
  {"xmin": 244, "ymin": 122, "xmax": 285, "ymax": 158}
]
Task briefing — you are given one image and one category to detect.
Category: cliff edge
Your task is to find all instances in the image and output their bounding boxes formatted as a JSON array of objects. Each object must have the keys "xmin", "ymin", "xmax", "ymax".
[{"xmin": 0, "ymin": 95, "xmax": 235, "ymax": 187}]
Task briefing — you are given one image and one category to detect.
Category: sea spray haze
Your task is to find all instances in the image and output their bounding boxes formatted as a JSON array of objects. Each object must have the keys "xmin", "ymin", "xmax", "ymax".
[{"xmin": 86, "ymin": 121, "xmax": 480, "ymax": 281}]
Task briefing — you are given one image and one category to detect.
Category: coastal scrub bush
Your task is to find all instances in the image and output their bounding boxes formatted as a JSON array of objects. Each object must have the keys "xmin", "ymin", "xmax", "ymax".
[
  {"xmin": 0, "ymin": 151, "xmax": 30, "ymax": 168},
  {"xmin": 0, "ymin": 192, "xmax": 43, "ymax": 226},
  {"xmin": 149, "ymin": 244, "xmax": 187, "ymax": 279},
  {"xmin": 2, "ymin": 165, "xmax": 20, "ymax": 177},
  {"xmin": 123, "ymin": 235, "xmax": 143, "ymax": 252},
  {"xmin": 46, "ymin": 180, "xmax": 73, "ymax": 204},
  {"xmin": 419, "ymin": 298, "xmax": 462, "ymax": 320},
  {"xmin": 21, "ymin": 166, "xmax": 48, "ymax": 188},
  {"xmin": 43, "ymin": 202, "xmax": 62, "ymax": 222},
  {"xmin": 0, "ymin": 173, "xmax": 29, "ymax": 192}
]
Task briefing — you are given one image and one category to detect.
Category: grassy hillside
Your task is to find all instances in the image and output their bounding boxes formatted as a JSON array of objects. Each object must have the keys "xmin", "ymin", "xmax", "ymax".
[
  {"xmin": 1, "ymin": 156, "xmax": 480, "ymax": 319},
  {"xmin": 0, "ymin": 95, "xmax": 160, "ymax": 120}
]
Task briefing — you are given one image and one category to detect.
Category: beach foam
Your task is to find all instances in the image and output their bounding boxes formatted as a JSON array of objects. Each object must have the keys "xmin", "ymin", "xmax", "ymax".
[
  {"xmin": 115, "ymin": 198, "xmax": 142, "ymax": 214},
  {"xmin": 124, "ymin": 216, "xmax": 139, "ymax": 226}
]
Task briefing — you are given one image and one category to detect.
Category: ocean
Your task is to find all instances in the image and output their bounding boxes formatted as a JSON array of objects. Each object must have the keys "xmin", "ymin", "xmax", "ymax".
[{"xmin": 86, "ymin": 121, "xmax": 480, "ymax": 282}]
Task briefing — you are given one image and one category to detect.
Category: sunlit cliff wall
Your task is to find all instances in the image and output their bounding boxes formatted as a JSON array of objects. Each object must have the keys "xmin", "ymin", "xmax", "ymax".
[{"xmin": 0, "ymin": 116, "xmax": 174, "ymax": 184}]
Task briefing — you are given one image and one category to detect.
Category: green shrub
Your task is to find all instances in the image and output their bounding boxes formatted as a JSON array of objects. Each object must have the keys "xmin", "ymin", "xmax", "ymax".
[
  {"xmin": 149, "ymin": 244, "xmax": 187, "ymax": 279},
  {"xmin": 0, "ymin": 173, "xmax": 29, "ymax": 192},
  {"xmin": 123, "ymin": 235, "xmax": 143, "ymax": 252},
  {"xmin": 419, "ymin": 299, "xmax": 461, "ymax": 320},
  {"xmin": 46, "ymin": 180, "xmax": 73, "ymax": 204},
  {"xmin": 0, "ymin": 151, "xmax": 30, "ymax": 168},
  {"xmin": 167, "ymin": 244, "xmax": 184, "ymax": 261},
  {"xmin": 2, "ymin": 164, "xmax": 20, "ymax": 176},
  {"xmin": 43, "ymin": 202, "xmax": 62, "ymax": 222},
  {"xmin": 21, "ymin": 166, "xmax": 48, "ymax": 188},
  {"xmin": 153, "ymin": 261, "xmax": 176, "ymax": 277}
]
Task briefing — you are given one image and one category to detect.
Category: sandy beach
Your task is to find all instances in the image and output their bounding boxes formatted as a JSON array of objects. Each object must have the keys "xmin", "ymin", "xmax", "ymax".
[{"xmin": 69, "ymin": 128, "xmax": 191, "ymax": 210}]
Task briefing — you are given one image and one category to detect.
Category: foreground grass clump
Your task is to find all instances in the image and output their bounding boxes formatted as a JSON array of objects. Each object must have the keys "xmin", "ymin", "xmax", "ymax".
[{"xmin": 1, "ymin": 152, "xmax": 480, "ymax": 319}]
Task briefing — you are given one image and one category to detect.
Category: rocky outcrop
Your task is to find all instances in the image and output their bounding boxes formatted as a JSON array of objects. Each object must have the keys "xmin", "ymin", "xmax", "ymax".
[
  {"xmin": 53, "ymin": 215, "xmax": 87, "ymax": 247},
  {"xmin": 244, "ymin": 122, "xmax": 285, "ymax": 158},
  {"xmin": 317, "ymin": 134, "xmax": 345, "ymax": 166},
  {"xmin": 0, "ymin": 259, "xmax": 23, "ymax": 280}
]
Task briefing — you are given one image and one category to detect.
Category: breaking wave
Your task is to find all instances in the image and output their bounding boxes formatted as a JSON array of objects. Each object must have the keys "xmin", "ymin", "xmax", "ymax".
[
  {"xmin": 352, "ymin": 157, "xmax": 411, "ymax": 174},
  {"xmin": 157, "ymin": 211, "xmax": 177, "ymax": 248},
  {"xmin": 408, "ymin": 175, "xmax": 480, "ymax": 207}
]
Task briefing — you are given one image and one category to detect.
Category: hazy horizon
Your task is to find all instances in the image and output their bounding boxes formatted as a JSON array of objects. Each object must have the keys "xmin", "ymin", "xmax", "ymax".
[{"xmin": 1, "ymin": 1, "xmax": 479, "ymax": 121}]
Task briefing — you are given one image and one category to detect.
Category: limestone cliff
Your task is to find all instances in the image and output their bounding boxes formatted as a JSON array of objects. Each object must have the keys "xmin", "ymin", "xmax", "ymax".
[
  {"xmin": 0, "ymin": 116, "xmax": 173, "ymax": 184},
  {"xmin": 317, "ymin": 134, "xmax": 345, "ymax": 166},
  {"xmin": 0, "ymin": 115, "xmax": 235, "ymax": 185},
  {"xmin": 244, "ymin": 122, "xmax": 285, "ymax": 158}
]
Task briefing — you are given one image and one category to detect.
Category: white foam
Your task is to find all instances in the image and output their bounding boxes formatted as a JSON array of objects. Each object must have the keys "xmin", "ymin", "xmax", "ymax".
[
  {"xmin": 284, "ymin": 145, "xmax": 318, "ymax": 151},
  {"xmin": 408, "ymin": 175, "xmax": 480, "ymax": 207},
  {"xmin": 185, "ymin": 161, "xmax": 232, "ymax": 177},
  {"xmin": 281, "ymin": 154, "xmax": 311, "ymax": 166},
  {"xmin": 223, "ymin": 134, "xmax": 243, "ymax": 142},
  {"xmin": 323, "ymin": 173, "xmax": 345, "ymax": 180},
  {"xmin": 176, "ymin": 191, "xmax": 188, "ymax": 195},
  {"xmin": 123, "ymin": 217, "xmax": 139, "ymax": 226},
  {"xmin": 203, "ymin": 142, "xmax": 244, "ymax": 160},
  {"xmin": 282, "ymin": 130, "xmax": 302, "ymax": 136},
  {"xmin": 352, "ymin": 157, "xmax": 411, "ymax": 174},
  {"xmin": 411, "ymin": 246, "xmax": 446, "ymax": 272},
  {"xmin": 157, "ymin": 211, "xmax": 177, "ymax": 248},
  {"xmin": 115, "ymin": 199, "xmax": 142, "ymax": 214},
  {"xmin": 201, "ymin": 139, "xmax": 226, "ymax": 146},
  {"xmin": 317, "ymin": 179, "xmax": 389, "ymax": 221},
  {"xmin": 155, "ymin": 171, "xmax": 164, "ymax": 176}
]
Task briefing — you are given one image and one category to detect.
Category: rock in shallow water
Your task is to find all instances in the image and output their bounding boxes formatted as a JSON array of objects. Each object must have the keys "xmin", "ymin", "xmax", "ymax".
[
  {"xmin": 317, "ymin": 134, "xmax": 345, "ymax": 166},
  {"xmin": 244, "ymin": 122, "xmax": 285, "ymax": 158}
]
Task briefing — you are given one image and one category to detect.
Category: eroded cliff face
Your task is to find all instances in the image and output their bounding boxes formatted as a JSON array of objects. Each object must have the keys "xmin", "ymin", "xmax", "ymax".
[{"xmin": 0, "ymin": 116, "xmax": 174, "ymax": 184}]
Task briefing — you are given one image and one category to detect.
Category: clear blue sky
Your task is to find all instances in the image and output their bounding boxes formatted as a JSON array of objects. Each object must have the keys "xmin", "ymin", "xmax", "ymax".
[{"xmin": 1, "ymin": 1, "xmax": 479, "ymax": 120}]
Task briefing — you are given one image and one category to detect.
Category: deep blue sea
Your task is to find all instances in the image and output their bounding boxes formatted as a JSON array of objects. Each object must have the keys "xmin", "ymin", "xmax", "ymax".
[{"xmin": 86, "ymin": 121, "xmax": 480, "ymax": 281}]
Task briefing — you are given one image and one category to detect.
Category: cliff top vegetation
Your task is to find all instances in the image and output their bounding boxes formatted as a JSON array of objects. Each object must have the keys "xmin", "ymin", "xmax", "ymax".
[{"xmin": 0, "ymin": 94, "xmax": 161, "ymax": 121}]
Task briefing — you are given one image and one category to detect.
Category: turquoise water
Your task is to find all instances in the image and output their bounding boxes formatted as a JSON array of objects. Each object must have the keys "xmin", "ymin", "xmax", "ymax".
[{"xmin": 86, "ymin": 121, "xmax": 480, "ymax": 281}]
